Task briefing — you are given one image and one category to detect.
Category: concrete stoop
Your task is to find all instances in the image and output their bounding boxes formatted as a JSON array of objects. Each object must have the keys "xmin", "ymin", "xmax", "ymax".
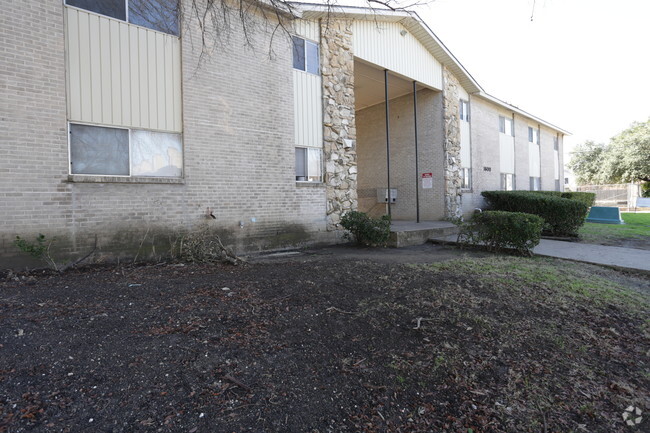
[{"xmin": 389, "ymin": 221, "xmax": 459, "ymax": 248}]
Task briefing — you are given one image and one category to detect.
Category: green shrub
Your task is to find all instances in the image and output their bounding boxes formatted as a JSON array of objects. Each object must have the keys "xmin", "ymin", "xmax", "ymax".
[
  {"xmin": 458, "ymin": 211, "xmax": 543, "ymax": 256},
  {"xmin": 533, "ymin": 191, "xmax": 596, "ymax": 208},
  {"xmin": 340, "ymin": 211, "xmax": 391, "ymax": 247},
  {"xmin": 642, "ymin": 182, "xmax": 650, "ymax": 198},
  {"xmin": 481, "ymin": 191, "xmax": 589, "ymax": 237}
]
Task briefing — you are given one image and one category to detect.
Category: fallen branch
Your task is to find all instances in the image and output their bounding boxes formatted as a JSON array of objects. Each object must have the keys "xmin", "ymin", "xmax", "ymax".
[
  {"xmin": 326, "ymin": 306, "xmax": 357, "ymax": 315},
  {"xmin": 412, "ymin": 317, "xmax": 432, "ymax": 329},
  {"xmin": 224, "ymin": 374, "xmax": 252, "ymax": 391}
]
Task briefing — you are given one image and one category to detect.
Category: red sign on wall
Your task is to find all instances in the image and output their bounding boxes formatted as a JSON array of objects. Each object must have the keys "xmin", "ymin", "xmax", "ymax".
[{"xmin": 422, "ymin": 172, "xmax": 433, "ymax": 189}]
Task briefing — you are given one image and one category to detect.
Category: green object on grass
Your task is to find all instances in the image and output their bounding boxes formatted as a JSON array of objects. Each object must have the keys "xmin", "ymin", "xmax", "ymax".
[{"xmin": 585, "ymin": 206, "xmax": 624, "ymax": 224}]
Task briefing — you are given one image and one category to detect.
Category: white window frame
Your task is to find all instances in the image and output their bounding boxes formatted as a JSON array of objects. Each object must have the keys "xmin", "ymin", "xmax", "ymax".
[
  {"xmin": 501, "ymin": 173, "xmax": 515, "ymax": 191},
  {"xmin": 460, "ymin": 167, "xmax": 472, "ymax": 191},
  {"xmin": 64, "ymin": 0, "xmax": 179, "ymax": 36},
  {"xmin": 68, "ymin": 122, "xmax": 183, "ymax": 178},
  {"xmin": 295, "ymin": 146, "xmax": 322, "ymax": 183},
  {"xmin": 459, "ymin": 99, "xmax": 470, "ymax": 122},
  {"xmin": 499, "ymin": 116, "xmax": 514, "ymax": 136},
  {"xmin": 292, "ymin": 36, "xmax": 320, "ymax": 75}
]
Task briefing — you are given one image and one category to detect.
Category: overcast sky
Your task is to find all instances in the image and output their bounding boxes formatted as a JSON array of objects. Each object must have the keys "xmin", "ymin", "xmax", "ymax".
[{"xmin": 414, "ymin": 0, "xmax": 650, "ymax": 156}]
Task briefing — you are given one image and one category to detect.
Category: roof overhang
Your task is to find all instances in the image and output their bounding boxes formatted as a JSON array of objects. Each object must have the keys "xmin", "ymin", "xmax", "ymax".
[{"xmin": 290, "ymin": 2, "xmax": 570, "ymax": 135}]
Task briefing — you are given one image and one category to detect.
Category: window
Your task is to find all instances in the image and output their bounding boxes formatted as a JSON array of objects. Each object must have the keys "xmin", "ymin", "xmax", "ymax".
[
  {"xmin": 295, "ymin": 147, "xmax": 321, "ymax": 182},
  {"xmin": 65, "ymin": 0, "xmax": 179, "ymax": 35},
  {"xmin": 460, "ymin": 168, "xmax": 471, "ymax": 190},
  {"xmin": 529, "ymin": 177, "xmax": 541, "ymax": 191},
  {"xmin": 69, "ymin": 123, "xmax": 182, "ymax": 177},
  {"xmin": 459, "ymin": 100, "xmax": 470, "ymax": 122},
  {"xmin": 292, "ymin": 36, "xmax": 319, "ymax": 75},
  {"xmin": 501, "ymin": 173, "xmax": 515, "ymax": 191},
  {"xmin": 528, "ymin": 126, "xmax": 540, "ymax": 144},
  {"xmin": 555, "ymin": 179, "xmax": 561, "ymax": 191},
  {"xmin": 499, "ymin": 116, "xmax": 513, "ymax": 136},
  {"xmin": 553, "ymin": 136, "xmax": 559, "ymax": 150}
]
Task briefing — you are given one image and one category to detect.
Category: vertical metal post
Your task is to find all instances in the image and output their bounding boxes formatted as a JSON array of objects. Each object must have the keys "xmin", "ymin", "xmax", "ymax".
[
  {"xmin": 413, "ymin": 81, "xmax": 420, "ymax": 223},
  {"xmin": 384, "ymin": 69, "xmax": 391, "ymax": 218}
]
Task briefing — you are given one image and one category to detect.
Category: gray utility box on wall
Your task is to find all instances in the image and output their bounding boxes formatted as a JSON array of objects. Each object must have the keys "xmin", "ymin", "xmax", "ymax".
[{"xmin": 377, "ymin": 188, "xmax": 397, "ymax": 203}]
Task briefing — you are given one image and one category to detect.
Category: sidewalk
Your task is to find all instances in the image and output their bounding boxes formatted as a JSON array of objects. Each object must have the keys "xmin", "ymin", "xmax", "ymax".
[{"xmin": 431, "ymin": 235, "xmax": 650, "ymax": 272}]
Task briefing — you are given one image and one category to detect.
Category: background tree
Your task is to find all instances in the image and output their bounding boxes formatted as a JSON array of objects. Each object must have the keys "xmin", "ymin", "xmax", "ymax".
[
  {"xmin": 567, "ymin": 140, "xmax": 607, "ymax": 185},
  {"xmin": 569, "ymin": 119, "xmax": 650, "ymax": 186}
]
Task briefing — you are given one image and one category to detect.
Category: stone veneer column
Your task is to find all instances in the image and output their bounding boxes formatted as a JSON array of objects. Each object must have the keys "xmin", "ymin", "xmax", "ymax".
[
  {"xmin": 320, "ymin": 20, "xmax": 357, "ymax": 230},
  {"xmin": 442, "ymin": 67, "xmax": 463, "ymax": 219}
]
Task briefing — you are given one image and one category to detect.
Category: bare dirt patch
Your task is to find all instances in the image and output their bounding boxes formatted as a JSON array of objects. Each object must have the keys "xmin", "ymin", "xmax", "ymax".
[{"xmin": 1, "ymin": 246, "xmax": 649, "ymax": 432}]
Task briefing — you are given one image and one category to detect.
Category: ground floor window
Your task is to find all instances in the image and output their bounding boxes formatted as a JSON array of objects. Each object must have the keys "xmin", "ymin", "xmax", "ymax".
[
  {"xmin": 69, "ymin": 123, "xmax": 182, "ymax": 177},
  {"xmin": 295, "ymin": 147, "xmax": 321, "ymax": 182},
  {"xmin": 501, "ymin": 173, "xmax": 515, "ymax": 191},
  {"xmin": 555, "ymin": 179, "xmax": 561, "ymax": 191},
  {"xmin": 529, "ymin": 177, "xmax": 541, "ymax": 191},
  {"xmin": 460, "ymin": 168, "xmax": 472, "ymax": 190}
]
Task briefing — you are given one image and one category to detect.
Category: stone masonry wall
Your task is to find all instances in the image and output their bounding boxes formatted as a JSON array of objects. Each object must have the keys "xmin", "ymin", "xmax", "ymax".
[
  {"xmin": 320, "ymin": 20, "xmax": 357, "ymax": 230},
  {"xmin": 442, "ymin": 67, "xmax": 463, "ymax": 219}
]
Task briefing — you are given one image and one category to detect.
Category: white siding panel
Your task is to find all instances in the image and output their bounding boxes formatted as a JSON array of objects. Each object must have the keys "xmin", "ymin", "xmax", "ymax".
[
  {"xmin": 499, "ymin": 134, "xmax": 515, "ymax": 174},
  {"xmin": 352, "ymin": 21, "xmax": 442, "ymax": 90},
  {"xmin": 294, "ymin": 19, "xmax": 319, "ymax": 41},
  {"xmin": 554, "ymin": 150, "xmax": 559, "ymax": 179},
  {"xmin": 65, "ymin": 7, "xmax": 181, "ymax": 132},
  {"xmin": 460, "ymin": 121, "xmax": 471, "ymax": 168},
  {"xmin": 293, "ymin": 70, "xmax": 322, "ymax": 148}
]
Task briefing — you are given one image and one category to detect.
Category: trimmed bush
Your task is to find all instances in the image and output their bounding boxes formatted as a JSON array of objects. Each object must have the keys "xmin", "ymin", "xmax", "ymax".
[
  {"xmin": 533, "ymin": 191, "xmax": 596, "ymax": 208},
  {"xmin": 481, "ymin": 191, "xmax": 589, "ymax": 237},
  {"xmin": 458, "ymin": 211, "xmax": 543, "ymax": 256},
  {"xmin": 341, "ymin": 211, "xmax": 391, "ymax": 247}
]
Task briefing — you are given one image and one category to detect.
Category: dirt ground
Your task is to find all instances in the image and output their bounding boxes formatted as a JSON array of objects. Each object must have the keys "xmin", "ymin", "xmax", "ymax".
[{"xmin": 1, "ymin": 244, "xmax": 649, "ymax": 433}]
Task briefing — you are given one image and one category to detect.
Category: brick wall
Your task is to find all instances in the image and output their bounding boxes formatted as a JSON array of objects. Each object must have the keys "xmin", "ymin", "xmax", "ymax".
[
  {"xmin": 0, "ymin": 0, "xmax": 334, "ymax": 267},
  {"xmin": 356, "ymin": 89, "xmax": 446, "ymax": 221}
]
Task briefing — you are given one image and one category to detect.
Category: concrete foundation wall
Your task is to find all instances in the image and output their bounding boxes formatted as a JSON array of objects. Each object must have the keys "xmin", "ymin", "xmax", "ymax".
[
  {"xmin": 356, "ymin": 89, "xmax": 446, "ymax": 221},
  {"xmin": 0, "ymin": 0, "xmax": 335, "ymax": 268}
]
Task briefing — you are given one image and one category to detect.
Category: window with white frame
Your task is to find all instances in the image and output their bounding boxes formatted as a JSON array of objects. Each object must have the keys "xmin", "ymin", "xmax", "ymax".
[
  {"xmin": 459, "ymin": 99, "xmax": 470, "ymax": 122},
  {"xmin": 69, "ymin": 123, "xmax": 182, "ymax": 177},
  {"xmin": 65, "ymin": 0, "xmax": 179, "ymax": 35},
  {"xmin": 292, "ymin": 36, "xmax": 319, "ymax": 75},
  {"xmin": 501, "ymin": 173, "xmax": 515, "ymax": 191},
  {"xmin": 295, "ymin": 147, "xmax": 321, "ymax": 182},
  {"xmin": 528, "ymin": 126, "xmax": 540, "ymax": 145},
  {"xmin": 529, "ymin": 176, "xmax": 541, "ymax": 191},
  {"xmin": 499, "ymin": 116, "xmax": 514, "ymax": 136},
  {"xmin": 460, "ymin": 168, "xmax": 471, "ymax": 190}
]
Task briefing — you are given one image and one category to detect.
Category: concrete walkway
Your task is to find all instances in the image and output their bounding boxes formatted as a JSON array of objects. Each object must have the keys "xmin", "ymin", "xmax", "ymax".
[
  {"xmin": 431, "ymin": 235, "xmax": 650, "ymax": 272},
  {"xmin": 533, "ymin": 239, "xmax": 650, "ymax": 272}
]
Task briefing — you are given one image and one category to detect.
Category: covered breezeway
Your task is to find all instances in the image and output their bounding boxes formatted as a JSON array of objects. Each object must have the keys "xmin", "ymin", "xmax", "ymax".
[{"xmin": 354, "ymin": 58, "xmax": 447, "ymax": 222}]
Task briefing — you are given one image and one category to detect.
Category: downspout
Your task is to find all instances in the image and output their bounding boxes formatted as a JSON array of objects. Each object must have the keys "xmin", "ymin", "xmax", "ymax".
[
  {"xmin": 413, "ymin": 81, "xmax": 420, "ymax": 223},
  {"xmin": 384, "ymin": 69, "xmax": 391, "ymax": 218}
]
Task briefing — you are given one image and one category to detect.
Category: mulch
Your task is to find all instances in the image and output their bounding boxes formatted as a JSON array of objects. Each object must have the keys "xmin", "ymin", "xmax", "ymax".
[{"xmin": 0, "ymin": 254, "xmax": 648, "ymax": 432}]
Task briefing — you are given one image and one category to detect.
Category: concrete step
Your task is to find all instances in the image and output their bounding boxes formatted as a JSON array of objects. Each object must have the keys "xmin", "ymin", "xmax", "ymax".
[{"xmin": 389, "ymin": 221, "xmax": 459, "ymax": 248}]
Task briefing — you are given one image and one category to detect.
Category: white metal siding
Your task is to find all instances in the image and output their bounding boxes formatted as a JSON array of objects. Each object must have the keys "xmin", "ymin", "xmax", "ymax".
[
  {"xmin": 499, "ymin": 134, "xmax": 515, "ymax": 174},
  {"xmin": 554, "ymin": 149, "xmax": 560, "ymax": 180},
  {"xmin": 529, "ymin": 142, "xmax": 541, "ymax": 177},
  {"xmin": 352, "ymin": 21, "xmax": 442, "ymax": 90},
  {"xmin": 65, "ymin": 7, "xmax": 182, "ymax": 132},
  {"xmin": 293, "ymin": 70, "xmax": 323, "ymax": 148},
  {"xmin": 293, "ymin": 19, "xmax": 319, "ymax": 41}
]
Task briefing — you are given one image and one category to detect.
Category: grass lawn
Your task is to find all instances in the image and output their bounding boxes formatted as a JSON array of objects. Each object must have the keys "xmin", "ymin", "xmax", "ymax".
[
  {"xmin": 1, "ymin": 250, "xmax": 649, "ymax": 432},
  {"xmin": 579, "ymin": 212, "xmax": 650, "ymax": 248}
]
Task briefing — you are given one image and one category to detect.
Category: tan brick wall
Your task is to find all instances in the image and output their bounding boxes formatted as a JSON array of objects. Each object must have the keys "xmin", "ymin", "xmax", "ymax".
[
  {"xmin": 356, "ymin": 89, "xmax": 446, "ymax": 221},
  {"xmin": 0, "ymin": 0, "xmax": 335, "ymax": 267}
]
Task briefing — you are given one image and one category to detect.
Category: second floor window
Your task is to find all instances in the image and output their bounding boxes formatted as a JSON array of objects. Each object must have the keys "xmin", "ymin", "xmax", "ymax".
[
  {"xmin": 499, "ymin": 116, "xmax": 514, "ymax": 136},
  {"xmin": 292, "ymin": 36, "xmax": 319, "ymax": 75},
  {"xmin": 66, "ymin": 0, "xmax": 179, "ymax": 35},
  {"xmin": 459, "ymin": 100, "xmax": 469, "ymax": 122}
]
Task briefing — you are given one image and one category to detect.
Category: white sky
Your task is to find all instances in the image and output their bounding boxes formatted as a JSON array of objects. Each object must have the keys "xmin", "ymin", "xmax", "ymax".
[{"xmin": 414, "ymin": 0, "xmax": 650, "ymax": 156}]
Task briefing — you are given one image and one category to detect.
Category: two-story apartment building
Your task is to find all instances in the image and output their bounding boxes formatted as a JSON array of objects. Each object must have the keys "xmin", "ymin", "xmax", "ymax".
[{"xmin": 0, "ymin": 0, "xmax": 569, "ymax": 266}]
